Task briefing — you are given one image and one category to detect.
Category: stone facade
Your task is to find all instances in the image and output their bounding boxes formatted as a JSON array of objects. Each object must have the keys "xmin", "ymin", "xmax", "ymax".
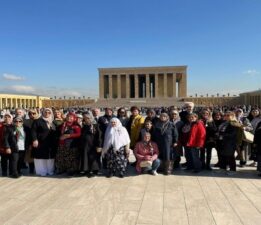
[
  {"xmin": 0, "ymin": 94, "xmax": 50, "ymax": 109},
  {"xmin": 98, "ymin": 66, "xmax": 187, "ymax": 100},
  {"xmin": 239, "ymin": 90, "xmax": 261, "ymax": 106}
]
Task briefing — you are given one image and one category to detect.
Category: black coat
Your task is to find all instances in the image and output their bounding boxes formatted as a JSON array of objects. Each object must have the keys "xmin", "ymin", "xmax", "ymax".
[
  {"xmin": 23, "ymin": 119, "xmax": 34, "ymax": 149},
  {"xmin": 202, "ymin": 120, "xmax": 218, "ymax": 148},
  {"xmin": 3, "ymin": 124, "xmax": 19, "ymax": 153},
  {"xmin": 31, "ymin": 118, "xmax": 57, "ymax": 159},
  {"xmin": 218, "ymin": 122, "xmax": 237, "ymax": 156},
  {"xmin": 153, "ymin": 121, "xmax": 179, "ymax": 161},
  {"xmin": 80, "ymin": 124, "xmax": 102, "ymax": 171},
  {"xmin": 254, "ymin": 122, "xmax": 261, "ymax": 156}
]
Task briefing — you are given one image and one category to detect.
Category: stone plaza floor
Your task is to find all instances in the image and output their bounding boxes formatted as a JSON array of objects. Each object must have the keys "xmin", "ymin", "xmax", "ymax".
[{"xmin": 0, "ymin": 154, "xmax": 261, "ymax": 225}]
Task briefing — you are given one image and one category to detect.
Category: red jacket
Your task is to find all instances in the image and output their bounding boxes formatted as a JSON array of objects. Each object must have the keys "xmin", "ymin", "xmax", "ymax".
[{"xmin": 187, "ymin": 121, "xmax": 206, "ymax": 148}]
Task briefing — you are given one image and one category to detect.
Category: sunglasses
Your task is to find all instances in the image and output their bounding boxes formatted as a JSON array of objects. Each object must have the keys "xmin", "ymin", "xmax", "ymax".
[
  {"xmin": 15, "ymin": 121, "xmax": 22, "ymax": 123},
  {"xmin": 30, "ymin": 112, "xmax": 36, "ymax": 115},
  {"xmin": 45, "ymin": 111, "xmax": 52, "ymax": 114}
]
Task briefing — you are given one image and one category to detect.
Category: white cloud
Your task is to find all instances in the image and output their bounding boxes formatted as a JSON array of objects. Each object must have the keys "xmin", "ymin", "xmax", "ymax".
[
  {"xmin": 2, "ymin": 73, "xmax": 25, "ymax": 81},
  {"xmin": 243, "ymin": 69, "xmax": 260, "ymax": 76},
  {"xmin": 8, "ymin": 85, "xmax": 35, "ymax": 93},
  {"xmin": 0, "ymin": 85, "xmax": 98, "ymax": 98}
]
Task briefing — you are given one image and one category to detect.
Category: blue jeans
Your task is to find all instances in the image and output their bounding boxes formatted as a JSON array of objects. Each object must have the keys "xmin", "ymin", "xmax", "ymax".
[{"xmin": 142, "ymin": 159, "xmax": 161, "ymax": 173}]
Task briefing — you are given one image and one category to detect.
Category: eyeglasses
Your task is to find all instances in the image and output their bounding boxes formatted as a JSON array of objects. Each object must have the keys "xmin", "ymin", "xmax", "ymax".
[
  {"xmin": 45, "ymin": 111, "xmax": 52, "ymax": 114},
  {"xmin": 15, "ymin": 121, "xmax": 22, "ymax": 123},
  {"xmin": 30, "ymin": 113, "xmax": 36, "ymax": 115}
]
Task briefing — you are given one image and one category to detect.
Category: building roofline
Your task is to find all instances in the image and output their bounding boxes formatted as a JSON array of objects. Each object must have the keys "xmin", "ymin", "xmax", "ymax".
[
  {"xmin": 0, "ymin": 93, "xmax": 49, "ymax": 98},
  {"xmin": 98, "ymin": 65, "xmax": 188, "ymax": 71}
]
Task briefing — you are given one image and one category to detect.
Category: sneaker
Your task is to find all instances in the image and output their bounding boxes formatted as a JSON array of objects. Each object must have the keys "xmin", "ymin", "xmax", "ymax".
[{"xmin": 151, "ymin": 170, "xmax": 158, "ymax": 176}]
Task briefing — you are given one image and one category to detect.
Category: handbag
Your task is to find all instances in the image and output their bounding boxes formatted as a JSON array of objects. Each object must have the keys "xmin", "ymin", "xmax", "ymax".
[
  {"xmin": 140, "ymin": 160, "xmax": 153, "ymax": 168},
  {"xmin": 243, "ymin": 130, "xmax": 254, "ymax": 143}
]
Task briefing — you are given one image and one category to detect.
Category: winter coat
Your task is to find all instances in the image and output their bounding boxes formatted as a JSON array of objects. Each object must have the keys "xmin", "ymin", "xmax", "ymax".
[
  {"xmin": 31, "ymin": 118, "xmax": 57, "ymax": 159},
  {"xmin": 187, "ymin": 121, "xmax": 206, "ymax": 148},
  {"xmin": 153, "ymin": 121, "xmax": 178, "ymax": 161}
]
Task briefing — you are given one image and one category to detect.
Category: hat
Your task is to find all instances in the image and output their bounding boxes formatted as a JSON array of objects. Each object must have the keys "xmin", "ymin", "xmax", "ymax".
[
  {"xmin": 76, "ymin": 114, "xmax": 83, "ymax": 119},
  {"xmin": 14, "ymin": 116, "xmax": 23, "ymax": 122},
  {"xmin": 4, "ymin": 113, "xmax": 13, "ymax": 119},
  {"xmin": 236, "ymin": 108, "xmax": 243, "ymax": 113}
]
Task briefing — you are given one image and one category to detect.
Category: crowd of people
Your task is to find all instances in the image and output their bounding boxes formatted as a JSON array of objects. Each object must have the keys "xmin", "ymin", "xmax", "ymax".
[{"xmin": 0, "ymin": 102, "xmax": 261, "ymax": 179}]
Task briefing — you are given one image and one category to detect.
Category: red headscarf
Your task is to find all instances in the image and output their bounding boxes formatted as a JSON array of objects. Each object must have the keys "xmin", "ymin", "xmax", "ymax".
[{"xmin": 61, "ymin": 113, "xmax": 77, "ymax": 134}]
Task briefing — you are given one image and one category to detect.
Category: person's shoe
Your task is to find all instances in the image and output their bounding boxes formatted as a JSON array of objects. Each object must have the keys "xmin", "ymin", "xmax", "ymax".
[
  {"xmin": 248, "ymin": 162, "xmax": 256, "ymax": 167},
  {"xmin": 107, "ymin": 173, "xmax": 114, "ymax": 178},
  {"xmin": 118, "ymin": 174, "xmax": 124, "ymax": 178},
  {"xmin": 130, "ymin": 161, "xmax": 137, "ymax": 167},
  {"xmin": 67, "ymin": 171, "xmax": 75, "ymax": 176},
  {"xmin": 2, "ymin": 172, "xmax": 7, "ymax": 177},
  {"xmin": 215, "ymin": 169, "xmax": 226, "ymax": 174},
  {"xmin": 151, "ymin": 170, "xmax": 158, "ymax": 176},
  {"xmin": 214, "ymin": 163, "xmax": 220, "ymax": 168},
  {"xmin": 227, "ymin": 171, "xmax": 237, "ymax": 176},
  {"xmin": 10, "ymin": 174, "xmax": 20, "ymax": 179},
  {"xmin": 205, "ymin": 166, "xmax": 213, "ymax": 171},
  {"xmin": 181, "ymin": 162, "xmax": 187, "ymax": 168}
]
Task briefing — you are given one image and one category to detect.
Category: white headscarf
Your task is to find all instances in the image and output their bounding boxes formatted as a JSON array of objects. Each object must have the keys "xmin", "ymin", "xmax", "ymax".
[
  {"xmin": 42, "ymin": 108, "xmax": 54, "ymax": 129},
  {"xmin": 103, "ymin": 118, "xmax": 130, "ymax": 154}
]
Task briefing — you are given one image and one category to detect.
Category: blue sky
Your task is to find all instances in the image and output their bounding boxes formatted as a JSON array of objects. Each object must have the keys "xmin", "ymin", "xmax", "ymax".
[{"xmin": 0, "ymin": 0, "xmax": 260, "ymax": 98}]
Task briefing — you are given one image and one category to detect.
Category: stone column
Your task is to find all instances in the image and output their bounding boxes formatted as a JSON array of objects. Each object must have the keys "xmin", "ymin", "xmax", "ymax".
[
  {"xmin": 173, "ymin": 73, "xmax": 177, "ymax": 97},
  {"xmin": 178, "ymin": 72, "xmax": 187, "ymax": 97},
  {"xmin": 163, "ymin": 73, "xmax": 167, "ymax": 97},
  {"xmin": 134, "ymin": 74, "xmax": 139, "ymax": 99},
  {"xmin": 109, "ymin": 74, "xmax": 113, "ymax": 99},
  {"xmin": 0, "ymin": 98, "xmax": 2, "ymax": 109},
  {"xmin": 99, "ymin": 74, "xmax": 104, "ymax": 99},
  {"xmin": 117, "ymin": 75, "xmax": 121, "ymax": 98},
  {"xmin": 126, "ymin": 74, "xmax": 130, "ymax": 98},
  {"xmin": 154, "ymin": 74, "xmax": 158, "ymax": 98},
  {"xmin": 15, "ymin": 98, "xmax": 18, "ymax": 108},
  {"xmin": 5, "ymin": 98, "xmax": 7, "ymax": 108},
  {"xmin": 146, "ymin": 74, "xmax": 150, "ymax": 98}
]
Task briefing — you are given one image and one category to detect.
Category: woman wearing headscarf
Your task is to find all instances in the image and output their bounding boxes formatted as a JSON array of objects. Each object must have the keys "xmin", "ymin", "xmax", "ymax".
[
  {"xmin": 55, "ymin": 113, "xmax": 81, "ymax": 176},
  {"xmin": 153, "ymin": 113, "xmax": 179, "ymax": 175},
  {"xmin": 31, "ymin": 108, "xmax": 57, "ymax": 176},
  {"xmin": 80, "ymin": 114, "xmax": 102, "ymax": 177},
  {"xmin": 103, "ymin": 118, "xmax": 130, "ymax": 178}
]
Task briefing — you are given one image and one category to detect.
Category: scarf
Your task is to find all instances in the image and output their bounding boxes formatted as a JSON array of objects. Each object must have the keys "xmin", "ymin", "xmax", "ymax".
[
  {"xmin": 42, "ymin": 108, "xmax": 54, "ymax": 129},
  {"xmin": 103, "ymin": 118, "xmax": 130, "ymax": 153}
]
